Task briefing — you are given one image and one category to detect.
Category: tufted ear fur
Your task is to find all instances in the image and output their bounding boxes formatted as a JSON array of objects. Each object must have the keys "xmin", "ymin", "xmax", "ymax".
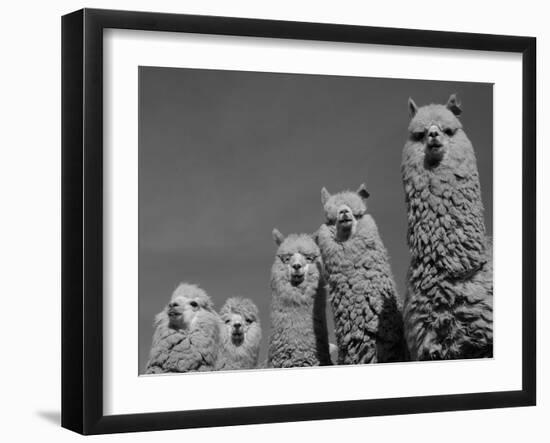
[
  {"xmin": 272, "ymin": 228, "xmax": 285, "ymax": 246},
  {"xmin": 446, "ymin": 93, "xmax": 462, "ymax": 116},
  {"xmin": 321, "ymin": 187, "xmax": 331, "ymax": 206},
  {"xmin": 357, "ymin": 183, "xmax": 370, "ymax": 200},
  {"xmin": 408, "ymin": 97, "xmax": 418, "ymax": 118}
]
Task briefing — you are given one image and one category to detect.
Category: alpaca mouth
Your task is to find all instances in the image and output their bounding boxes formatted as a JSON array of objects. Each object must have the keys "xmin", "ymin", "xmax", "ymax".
[
  {"xmin": 338, "ymin": 219, "xmax": 353, "ymax": 232},
  {"xmin": 168, "ymin": 310, "xmax": 181, "ymax": 318},
  {"xmin": 338, "ymin": 218, "xmax": 353, "ymax": 226},
  {"xmin": 231, "ymin": 332, "xmax": 244, "ymax": 345},
  {"xmin": 290, "ymin": 273, "xmax": 305, "ymax": 285},
  {"xmin": 425, "ymin": 144, "xmax": 445, "ymax": 166},
  {"xmin": 427, "ymin": 137, "xmax": 444, "ymax": 151}
]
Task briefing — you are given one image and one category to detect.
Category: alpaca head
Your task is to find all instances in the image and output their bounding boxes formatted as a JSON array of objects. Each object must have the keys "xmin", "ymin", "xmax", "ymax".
[
  {"xmin": 272, "ymin": 229, "xmax": 323, "ymax": 293},
  {"xmin": 406, "ymin": 94, "xmax": 473, "ymax": 168},
  {"xmin": 220, "ymin": 297, "xmax": 262, "ymax": 349},
  {"xmin": 165, "ymin": 283, "xmax": 214, "ymax": 330},
  {"xmin": 320, "ymin": 184, "xmax": 370, "ymax": 241}
]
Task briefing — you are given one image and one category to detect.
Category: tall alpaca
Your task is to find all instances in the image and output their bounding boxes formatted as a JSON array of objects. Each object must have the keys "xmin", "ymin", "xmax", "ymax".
[
  {"xmin": 145, "ymin": 283, "xmax": 221, "ymax": 374},
  {"xmin": 401, "ymin": 94, "xmax": 493, "ymax": 360},
  {"xmin": 316, "ymin": 185, "xmax": 405, "ymax": 364},
  {"xmin": 268, "ymin": 229, "xmax": 331, "ymax": 368},
  {"xmin": 216, "ymin": 297, "xmax": 262, "ymax": 370}
]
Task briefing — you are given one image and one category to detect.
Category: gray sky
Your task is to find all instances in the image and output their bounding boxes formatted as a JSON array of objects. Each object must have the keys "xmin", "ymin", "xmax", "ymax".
[{"xmin": 138, "ymin": 67, "xmax": 493, "ymax": 373}]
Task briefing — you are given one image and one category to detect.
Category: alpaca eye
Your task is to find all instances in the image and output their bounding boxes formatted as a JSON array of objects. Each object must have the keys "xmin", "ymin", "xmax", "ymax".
[
  {"xmin": 444, "ymin": 128, "xmax": 455, "ymax": 136},
  {"xmin": 189, "ymin": 301, "xmax": 198, "ymax": 309},
  {"xmin": 355, "ymin": 213, "xmax": 363, "ymax": 219},
  {"xmin": 280, "ymin": 255, "xmax": 291, "ymax": 264},
  {"xmin": 225, "ymin": 319, "xmax": 231, "ymax": 324},
  {"xmin": 413, "ymin": 130, "xmax": 425, "ymax": 141},
  {"xmin": 245, "ymin": 318, "xmax": 253, "ymax": 324}
]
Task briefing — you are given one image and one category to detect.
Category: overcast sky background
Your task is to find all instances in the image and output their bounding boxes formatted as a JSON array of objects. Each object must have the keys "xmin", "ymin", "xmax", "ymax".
[{"xmin": 138, "ymin": 67, "xmax": 493, "ymax": 373}]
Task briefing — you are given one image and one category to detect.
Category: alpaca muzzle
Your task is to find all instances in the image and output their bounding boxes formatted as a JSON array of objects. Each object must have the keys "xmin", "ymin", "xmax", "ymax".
[
  {"xmin": 168, "ymin": 308, "xmax": 181, "ymax": 318},
  {"xmin": 290, "ymin": 271, "xmax": 305, "ymax": 286},
  {"xmin": 231, "ymin": 329, "xmax": 244, "ymax": 345},
  {"xmin": 427, "ymin": 125, "xmax": 444, "ymax": 149}
]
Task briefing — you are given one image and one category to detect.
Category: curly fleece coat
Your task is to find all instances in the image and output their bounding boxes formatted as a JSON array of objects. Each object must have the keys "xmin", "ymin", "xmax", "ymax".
[
  {"xmin": 317, "ymin": 186, "xmax": 405, "ymax": 365},
  {"xmin": 401, "ymin": 95, "xmax": 493, "ymax": 360},
  {"xmin": 145, "ymin": 283, "xmax": 221, "ymax": 374},
  {"xmin": 216, "ymin": 297, "xmax": 262, "ymax": 370},
  {"xmin": 268, "ymin": 231, "xmax": 331, "ymax": 368}
]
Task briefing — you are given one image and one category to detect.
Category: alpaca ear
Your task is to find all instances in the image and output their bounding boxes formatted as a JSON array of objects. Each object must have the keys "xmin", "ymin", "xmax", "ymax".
[
  {"xmin": 408, "ymin": 97, "xmax": 418, "ymax": 118},
  {"xmin": 272, "ymin": 228, "xmax": 285, "ymax": 246},
  {"xmin": 357, "ymin": 183, "xmax": 370, "ymax": 200},
  {"xmin": 446, "ymin": 93, "xmax": 462, "ymax": 116},
  {"xmin": 321, "ymin": 187, "xmax": 331, "ymax": 206}
]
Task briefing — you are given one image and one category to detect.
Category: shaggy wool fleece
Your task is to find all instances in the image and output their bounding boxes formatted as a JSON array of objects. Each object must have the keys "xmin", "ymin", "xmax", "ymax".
[
  {"xmin": 216, "ymin": 297, "xmax": 262, "ymax": 370},
  {"xmin": 401, "ymin": 95, "xmax": 493, "ymax": 360},
  {"xmin": 268, "ymin": 230, "xmax": 331, "ymax": 368},
  {"xmin": 145, "ymin": 283, "xmax": 221, "ymax": 374},
  {"xmin": 317, "ymin": 186, "xmax": 405, "ymax": 365}
]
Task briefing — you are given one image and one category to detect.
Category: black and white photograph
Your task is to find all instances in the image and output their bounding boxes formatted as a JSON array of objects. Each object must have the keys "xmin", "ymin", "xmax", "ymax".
[
  {"xmin": 1, "ymin": 0, "xmax": 546, "ymax": 440},
  {"xmin": 138, "ymin": 67, "xmax": 493, "ymax": 374}
]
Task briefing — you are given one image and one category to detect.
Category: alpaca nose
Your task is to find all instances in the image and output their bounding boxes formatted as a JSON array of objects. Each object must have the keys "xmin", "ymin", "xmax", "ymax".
[
  {"xmin": 234, "ymin": 322, "xmax": 242, "ymax": 329},
  {"xmin": 292, "ymin": 263, "xmax": 302, "ymax": 270},
  {"xmin": 428, "ymin": 126, "xmax": 439, "ymax": 138},
  {"xmin": 168, "ymin": 302, "xmax": 178, "ymax": 308}
]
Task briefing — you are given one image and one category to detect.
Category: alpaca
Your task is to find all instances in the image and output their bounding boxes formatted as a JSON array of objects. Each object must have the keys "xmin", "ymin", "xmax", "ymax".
[
  {"xmin": 268, "ymin": 229, "xmax": 331, "ymax": 368},
  {"xmin": 216, "ymin": 297, "xmax": 262, "ymax": 370},
  {"xmin": 401, "ymin": 94, "xmax": 493, "ymax": 360},
  {"xmin": 316, "ymin": 185, "xmax": 405, "ymax": 364},
  {"xmin": 145, "ymin": 283, "xmax": 221, "ymax": 374}
]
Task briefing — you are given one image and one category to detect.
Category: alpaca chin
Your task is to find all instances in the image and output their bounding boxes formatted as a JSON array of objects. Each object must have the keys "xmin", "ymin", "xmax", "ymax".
[
  {"xmin": 168, "ymin": 313, "xmax": 184, "ymax": 330},
  {"xmin": 424, "ymin": 145, "xmax": 445, "ymax": 167},
  {"xmin": 290, "ymin": 273, "xmax": 305, "ymax": 286},
  {"xmin": 231, "ymin": 332, "xmax": 244, "ymax": 346},
  {"xmin": 336, "ymin": 219, "xmax": 356, "ymax": 241}
]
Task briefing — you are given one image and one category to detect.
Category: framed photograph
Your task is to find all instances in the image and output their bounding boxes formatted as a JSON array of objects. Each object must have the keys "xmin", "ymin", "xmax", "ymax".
[{"xmin": 61, "ymin": 8, "xmax": 536, "ymax": 435}]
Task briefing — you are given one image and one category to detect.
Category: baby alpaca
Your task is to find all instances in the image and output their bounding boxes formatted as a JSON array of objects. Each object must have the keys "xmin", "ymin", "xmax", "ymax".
[
  {"xmin": 145, "ymin": 283, "xmax": 221, "ymax": 374},
  {"xmin": 268, "ymin": 230, "xmax": 331, "ymax": 368},
  {"xmin": 216, "ymin": 297, "xmax": 262, "ymax": 370},
  {"xmin": 401, "ymin": 95, "xmax": 493, "ymax": 360},
  {"xmin": 317, "ymin": 185, "xmax": 405, "ymax": 364}
]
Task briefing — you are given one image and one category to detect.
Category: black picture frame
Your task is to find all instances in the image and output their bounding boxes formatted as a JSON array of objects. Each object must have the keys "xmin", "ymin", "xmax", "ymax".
[{"xmin": 61, "ymin": 8, "xmax": 537, "ymax": 435}]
